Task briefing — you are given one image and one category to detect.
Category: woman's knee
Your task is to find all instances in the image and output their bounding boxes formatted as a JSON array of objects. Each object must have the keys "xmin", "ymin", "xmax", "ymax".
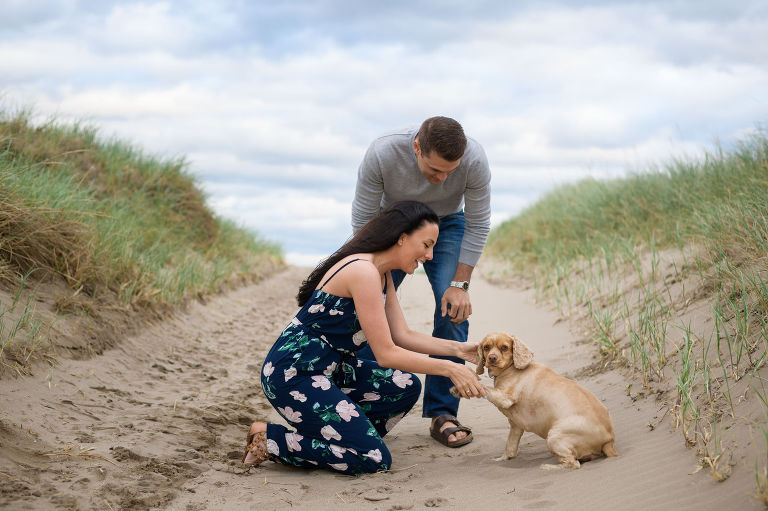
[
  {"xmin": 404, "ymin": 374, "xmax": 422, "ymax": 403},
  {"xmin": 356, "ymin": 444, "xmax": 392, "ymax": 474}
]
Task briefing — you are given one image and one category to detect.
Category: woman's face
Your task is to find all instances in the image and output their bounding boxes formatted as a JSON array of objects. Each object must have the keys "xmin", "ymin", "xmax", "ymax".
[{"xmin": 398, "ymin": 221, "xmax": 439, "ymax": 274}]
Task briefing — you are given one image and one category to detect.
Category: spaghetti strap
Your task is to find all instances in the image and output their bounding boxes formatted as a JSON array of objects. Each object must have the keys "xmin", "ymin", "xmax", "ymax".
[{"xmin": 320, "ymin": 258, "xmax": 362, "ymax": 289}]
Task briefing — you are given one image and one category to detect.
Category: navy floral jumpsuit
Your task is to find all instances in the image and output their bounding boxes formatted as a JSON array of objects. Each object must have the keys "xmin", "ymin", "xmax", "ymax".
[{"xmin": 260, "ymin": 259, "xmax": 422, "ymax": 475}]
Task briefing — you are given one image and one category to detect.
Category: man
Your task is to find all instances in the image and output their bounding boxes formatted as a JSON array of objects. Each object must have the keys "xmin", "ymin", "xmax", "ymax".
[{"xmin": 351, "ymin": 116, "xmax": 491, "ymax": 447}]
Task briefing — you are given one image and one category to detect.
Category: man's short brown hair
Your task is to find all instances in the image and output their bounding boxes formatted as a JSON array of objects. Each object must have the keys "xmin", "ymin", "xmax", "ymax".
[{"xmin": 417, "ymin": 116, "xmax": 467, "ymax": 162}]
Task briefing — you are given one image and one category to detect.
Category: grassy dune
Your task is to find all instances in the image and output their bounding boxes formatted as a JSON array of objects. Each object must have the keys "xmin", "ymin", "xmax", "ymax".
[
  {"xmin": 0, "ymin": 109, "xmax": 282, "ymax": 374},
  {"xmin": 485, "ymin": 129, "xmax": 768, "ymax": 502}
]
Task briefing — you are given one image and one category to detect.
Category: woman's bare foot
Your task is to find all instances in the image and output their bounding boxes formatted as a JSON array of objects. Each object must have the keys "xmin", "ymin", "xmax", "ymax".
[{"xmin": 248, "ymin": 421, "xmax": 267, "ymax": 437}]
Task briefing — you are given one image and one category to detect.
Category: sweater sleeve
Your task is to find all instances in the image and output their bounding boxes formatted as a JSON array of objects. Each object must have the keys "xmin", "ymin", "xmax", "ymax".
[
  {"xmin": 460, "ymin": 144, "xmax": 491, "ymax": 267},
  {"xmin": 351, "ymin": 143, "xmax": 384, "ymax": 233}
]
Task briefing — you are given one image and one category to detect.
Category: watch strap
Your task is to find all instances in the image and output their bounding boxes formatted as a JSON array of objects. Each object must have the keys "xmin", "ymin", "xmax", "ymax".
[{"xmin": 449, "ymin": 280, "xmax": 470, "ymax": 291}]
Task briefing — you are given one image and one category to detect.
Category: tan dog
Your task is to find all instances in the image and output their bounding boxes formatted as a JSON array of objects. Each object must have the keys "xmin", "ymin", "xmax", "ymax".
[{"xmin": 454, "ymin": 332, "xmax": 618, "ymax": 469}]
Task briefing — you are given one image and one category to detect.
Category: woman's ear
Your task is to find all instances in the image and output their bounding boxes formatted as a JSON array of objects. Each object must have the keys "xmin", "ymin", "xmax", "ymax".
[
  {"xmin": 398, "ymin": 234, "xmax": 406, "ymax": 246},
  {"xmin": 511, "ymin": 334, "xmax": 534, "ymax": 369},
  {"xmin": 475, "ymin": 343, "xmax": 485, "ymax": 375}
]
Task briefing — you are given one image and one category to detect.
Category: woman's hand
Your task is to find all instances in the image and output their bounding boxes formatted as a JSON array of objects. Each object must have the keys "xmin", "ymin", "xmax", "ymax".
[
  {"xmin": 445, "ymin": 362, "xmax": 486, "ymax": 398},
  {"xmin": 457, "ymin": 341, "xmax": 479, "ymax": 365}
]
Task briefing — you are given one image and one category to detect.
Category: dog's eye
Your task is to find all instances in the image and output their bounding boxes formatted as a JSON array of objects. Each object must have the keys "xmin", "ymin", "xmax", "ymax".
[
  {"xmin": 500, "ymin": 345, "xmax": 509, "ymax": 351},
  {"xmin": 483, "ymin": 345, "xmax": 490, "ymax": 351}
]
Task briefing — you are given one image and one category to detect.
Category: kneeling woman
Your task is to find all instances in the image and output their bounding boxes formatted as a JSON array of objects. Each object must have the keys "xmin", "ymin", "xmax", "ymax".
[{"xmin": 243, "ymin": 201, "xmax": 485, "ymax": 475}]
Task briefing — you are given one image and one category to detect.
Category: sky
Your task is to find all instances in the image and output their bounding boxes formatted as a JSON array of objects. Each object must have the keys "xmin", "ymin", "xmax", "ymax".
[{"xmin": 2, "ymin": 1, "xmax": 767, "ymax": 266}]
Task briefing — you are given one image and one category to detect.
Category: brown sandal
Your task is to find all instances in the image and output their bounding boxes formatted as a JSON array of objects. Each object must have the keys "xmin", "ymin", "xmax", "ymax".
[
  {"xmin": 242, "ymin": 430, "xmax": 270, "ymax": 466},
  {"xmin": 430, "ymin": 414, "xmax": 473, "ymax": 448}
]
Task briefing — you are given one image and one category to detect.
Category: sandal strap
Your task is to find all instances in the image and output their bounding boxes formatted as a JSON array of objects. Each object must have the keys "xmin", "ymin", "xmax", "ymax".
[
  {"xmin": 243, "ymin": 431, "xmax": 271, "ymax": 465},
  {"xmin": 440, "ymin": 426, "xmax": 471, "ymax": 437},
  {"xmin": 432, "ymin": 414, "xmax": 472, "ymax": 432}
]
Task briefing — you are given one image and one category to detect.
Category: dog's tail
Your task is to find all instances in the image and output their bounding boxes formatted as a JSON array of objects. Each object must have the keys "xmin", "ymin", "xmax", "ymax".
[{"xmin": 602, "ymin": 440, "xmax": 618, "ymax": 457}]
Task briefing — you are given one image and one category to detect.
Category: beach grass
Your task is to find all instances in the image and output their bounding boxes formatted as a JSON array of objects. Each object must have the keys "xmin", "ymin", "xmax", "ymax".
[
  {"xmin": 0, "ymin": 108, "xmax": 282, "ymax": 372},
  {"xmin": 485, "ymin": 127, "xmax": 768, "ymax": 497}
]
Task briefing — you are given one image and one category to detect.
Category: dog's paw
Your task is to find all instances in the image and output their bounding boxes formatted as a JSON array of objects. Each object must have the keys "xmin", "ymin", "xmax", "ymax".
[
  {"xmin": 448, "ymin": 386, "xmax": 461, "ymax": 398},
  {"xmin": 540, "ymin": 461, "xmax": 579, "ymax": 470},
  {"xmin": 494, "ymin": 455, "xmax": 513, "ymax": 462}
]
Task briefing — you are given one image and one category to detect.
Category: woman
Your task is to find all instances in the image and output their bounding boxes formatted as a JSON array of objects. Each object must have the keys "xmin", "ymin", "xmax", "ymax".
[{"xmin": 243, "ymin": 200, "xmax": 485, "ymax": 475}]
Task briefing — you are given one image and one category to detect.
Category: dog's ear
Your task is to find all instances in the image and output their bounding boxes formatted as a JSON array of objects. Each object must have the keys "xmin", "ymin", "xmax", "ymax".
[
  {"xmin": 510, "ymin": 334, "xmax": 533, "ymax": 369},
  {"xmin": 475, "ymin": 342, "xmax": 486, "ymax": 375}
]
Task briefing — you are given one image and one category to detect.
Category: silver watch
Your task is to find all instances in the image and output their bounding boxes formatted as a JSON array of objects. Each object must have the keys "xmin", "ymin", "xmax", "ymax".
[{"xmin": 449, "ymin": 280, "xmax": 470, "ymax": 291}]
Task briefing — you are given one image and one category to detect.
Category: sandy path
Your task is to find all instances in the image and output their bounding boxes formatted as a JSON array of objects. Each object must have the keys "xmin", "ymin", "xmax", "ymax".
[{"xmin": 0, "ymin": 266, "xmax": 761, "ymax": 510}]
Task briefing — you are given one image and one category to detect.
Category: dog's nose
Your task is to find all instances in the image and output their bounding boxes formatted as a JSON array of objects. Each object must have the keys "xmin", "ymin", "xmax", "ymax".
[{"xmin": 488, "ymin": 354, "xmax": 497, "ymax": 363}]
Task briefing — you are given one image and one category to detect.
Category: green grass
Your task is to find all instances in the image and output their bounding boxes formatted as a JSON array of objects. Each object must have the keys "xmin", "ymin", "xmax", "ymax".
[
  {"xmin": 0, "ymin": 108, "xmax": 283, "ymax": 371},
  {"xmin": 486, "ymin": 127, "xmax": 768, "ymax": 498}
]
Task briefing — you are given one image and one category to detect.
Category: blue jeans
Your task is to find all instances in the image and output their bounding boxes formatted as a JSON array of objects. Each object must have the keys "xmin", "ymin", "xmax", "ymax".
[{"xmin": 357, "ymin": 211, "xmax": 468, "ymax": 418}]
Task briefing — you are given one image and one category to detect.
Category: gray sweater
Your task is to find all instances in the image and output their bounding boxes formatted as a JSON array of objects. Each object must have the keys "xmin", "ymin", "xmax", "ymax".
[{"xmin": 351, "ymin": 127, "xmax": 491, "ymax": 267}]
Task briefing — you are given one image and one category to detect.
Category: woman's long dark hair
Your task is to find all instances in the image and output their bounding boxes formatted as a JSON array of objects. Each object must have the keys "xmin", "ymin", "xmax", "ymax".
[{"xmin": 296, "ymin": 200, "xmax": 439, "ymax": 305}]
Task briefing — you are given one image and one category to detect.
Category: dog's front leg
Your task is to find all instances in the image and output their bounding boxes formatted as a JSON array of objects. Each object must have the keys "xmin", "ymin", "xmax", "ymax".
[
  {"xmin": 497, "ymin": 421, "xmax": 524, "ymax": 461},
  {"xmin": 486, "ymin": 387, "xmax": 515, "ymax": 409}
]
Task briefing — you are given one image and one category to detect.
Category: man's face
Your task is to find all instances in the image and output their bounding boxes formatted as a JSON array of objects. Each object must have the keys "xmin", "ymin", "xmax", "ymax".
[{"xmin": 414, "ymin": 138, "xmax": 461, "ymax": 184}]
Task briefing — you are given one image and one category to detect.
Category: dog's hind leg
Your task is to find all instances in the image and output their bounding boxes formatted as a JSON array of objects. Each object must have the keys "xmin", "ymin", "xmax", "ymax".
[{"xmin": 541, "ymin": 434, "xmax": 580, "ymax": 470}]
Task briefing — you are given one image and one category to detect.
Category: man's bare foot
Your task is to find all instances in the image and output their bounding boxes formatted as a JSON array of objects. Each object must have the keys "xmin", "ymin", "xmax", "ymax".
[
  {"xmin": 432, "ymin": 417, "xmax": 467, "ymax": 443},
  {"xmin": 429, "ymin": 415, "xmax": 473, "ymax": 447}
]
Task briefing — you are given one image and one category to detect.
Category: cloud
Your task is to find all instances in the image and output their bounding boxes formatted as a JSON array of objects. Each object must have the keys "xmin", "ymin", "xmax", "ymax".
[{"xmin": 2, "ymin": 1, "xmax": 766, "ymax": 264}]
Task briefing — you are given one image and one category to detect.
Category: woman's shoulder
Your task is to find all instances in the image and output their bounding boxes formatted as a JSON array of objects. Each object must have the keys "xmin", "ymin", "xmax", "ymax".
[{"xmin": 324, "ymin": 255, "xmax": 377, "ymax": 281}]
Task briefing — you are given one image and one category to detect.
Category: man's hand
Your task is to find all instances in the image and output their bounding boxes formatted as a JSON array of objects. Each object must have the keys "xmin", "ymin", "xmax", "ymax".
[{"xmin": 441, "ymin": 286, "xmax": 472, "ymax": 323}]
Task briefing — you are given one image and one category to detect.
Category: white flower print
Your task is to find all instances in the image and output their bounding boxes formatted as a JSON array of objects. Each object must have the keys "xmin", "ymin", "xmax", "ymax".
[
  {"xmin": 329, "ymin": 309, "xmax": 344, "ymax": 315},
  {"xmin": 285, "ymin": 432, "xmax": 303, "ymax": 452},
  {"xmin": 284, "ymin": 367, "xmax": 297, "ymax": 382},
  {"xmin": 267, "ymin": 439, "xmax": 279, "ymax": 456},
  {"xmin": 336, "ymin": 400, "xmax": 360, "ymax": 422},
  {"xmin": 385, "ymin": 412, "xmax": 405, "ymax": 432},
  {"xmin": 330, "ymin": 444, "xmax": 347, "ymax": 458},
  {"xmin": 321, "ymin": 425, "xmax": 342, "ymax": 441},
  {"xmin": 329, "ymin": 463, "xmax": 348, "ymax": 472},
  {"xmin": 289, "ymin": 390, "xmax": 307, "ymax": 402},
  {"xmin": 366, "ymin": 449, "xmax": 383, "ymax": 463},
  {"xmin": 323, "ymin": 362, "xmax": 337, "ymax": 376},
  {"xmin": 262, "ymin": 362, "xmax": 274, "ymax": 377},
  {"xmin": 392, "ymin": 370, "xmax": 413, "ymax": 389},
  {"xmin": 311, "ymin": 375, "xmax": 331, "ymax": 390},
  {"xmin": 291, "ymin": 317, "xmax": 302, "ymax": 325},
  {"xmin": 308, "ymin": 304, "xmax": 325, "ymax": 314},
  {"xmin": 361, "ymin": 392, "xmax": 380, "ymax": 402},
  {"xmin": 340, "ymin": 387, "xmax": 354, "ymax": 394},
  {"xmin": 352, "ymin": 330, "xmax": 367, "ymax": 346},
  {"xmin": 348, "ymin": 448, "xmax": 358, "ymax": 455},
  {"xmin": 278, "ymin": 406, "xmax": 302, "ymax": 423}
]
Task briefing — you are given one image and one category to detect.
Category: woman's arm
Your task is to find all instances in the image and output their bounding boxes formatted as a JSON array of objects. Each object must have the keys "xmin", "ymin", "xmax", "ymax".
[
  {"xmin": 383, "ymin": 272, "xmax": 479, "ymax": 365},
  {"xmin": 346, "ymin": 265, "xmax": 484, "ymax": 396}
]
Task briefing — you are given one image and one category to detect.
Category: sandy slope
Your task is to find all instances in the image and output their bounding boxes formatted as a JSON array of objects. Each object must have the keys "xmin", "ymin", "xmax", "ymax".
[{"xmin": 0, "ymin": 266, "xmax": 762, "ymax": 510}]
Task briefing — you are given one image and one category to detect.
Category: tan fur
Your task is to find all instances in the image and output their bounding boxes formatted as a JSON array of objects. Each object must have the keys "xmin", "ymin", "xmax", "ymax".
[{"xmin": 458, "ymin": 332, "xmax": 618, "ymax": 469}]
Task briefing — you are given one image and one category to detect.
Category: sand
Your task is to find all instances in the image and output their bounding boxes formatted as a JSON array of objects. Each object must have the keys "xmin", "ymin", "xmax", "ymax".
[{"xmin": 0, "ymin": 265, "xmax": 762, "ymax": 510}]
